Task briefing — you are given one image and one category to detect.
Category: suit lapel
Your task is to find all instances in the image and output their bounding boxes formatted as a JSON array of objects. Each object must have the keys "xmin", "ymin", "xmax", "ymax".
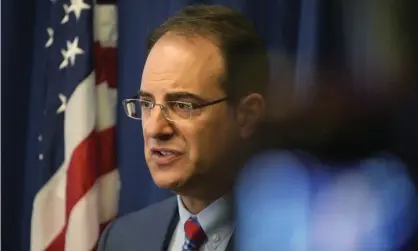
[
  {"xmin": 160, "ymin": 207, "xmax": 180, "ymax": 251},
  {"xmin": 160, "ymin": 197, "xmax": 179, "ymax": 251},
  {"xmin": 225, "ymin": 234, "xmax": 235, "ymax": 251},
  {"xmin": 134, "ymin": 196, "xmax": 178, "ymax": 251}
]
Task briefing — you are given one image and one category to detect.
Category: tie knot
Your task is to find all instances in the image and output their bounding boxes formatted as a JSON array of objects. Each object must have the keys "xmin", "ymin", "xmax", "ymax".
[{"xmin": 184, "ymin": 216, "xmax": 206, "ymax": 249}]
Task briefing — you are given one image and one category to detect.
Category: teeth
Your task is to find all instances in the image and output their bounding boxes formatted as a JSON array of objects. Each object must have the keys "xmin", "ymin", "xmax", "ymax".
[{"xmin": 160, "ymin": 151, "xmax": 171, "ymax": 156}]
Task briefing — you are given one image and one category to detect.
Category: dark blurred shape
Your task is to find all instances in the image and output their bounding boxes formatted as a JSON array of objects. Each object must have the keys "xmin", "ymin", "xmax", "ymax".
[{"xmin": 234, "ymin": 0, "xmax": 418, "ymax": 250}]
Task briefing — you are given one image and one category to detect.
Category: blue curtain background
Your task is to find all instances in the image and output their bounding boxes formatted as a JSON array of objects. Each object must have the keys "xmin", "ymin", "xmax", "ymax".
[
  {"xmin": 2, "ymin": 0, "xmax": 37, "ymax": 249},
  {"xmin": 2, "ymin": 0, "xmax": 417, "ymax": 250}
]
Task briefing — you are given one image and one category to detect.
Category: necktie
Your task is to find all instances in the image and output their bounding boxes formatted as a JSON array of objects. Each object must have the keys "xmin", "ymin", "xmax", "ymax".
[{"xmin": 182, "ymin": 216, "xmax": 207, "ymax": 251}]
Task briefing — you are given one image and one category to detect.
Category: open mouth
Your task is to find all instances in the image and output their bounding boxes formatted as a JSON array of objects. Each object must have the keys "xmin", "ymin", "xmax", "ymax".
[
  {"xmin": 151, "ymin": 149, "xmax": 183, "ymax": 165},
  {"xmin": 153, "ymin": 150, "xmax": 176, "ymax": 156}
]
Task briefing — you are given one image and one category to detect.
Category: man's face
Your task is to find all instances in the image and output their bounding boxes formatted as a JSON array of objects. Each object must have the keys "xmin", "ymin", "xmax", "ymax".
[{"xmin": 140, "ymin": 33, "xmax": 242, "ymax": 194}]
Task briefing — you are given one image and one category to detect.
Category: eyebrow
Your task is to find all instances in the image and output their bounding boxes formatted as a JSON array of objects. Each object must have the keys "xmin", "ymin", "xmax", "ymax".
[
  {"xmin": 138, "ymin": 91, "xmax": 206, "ymax": 102},
  {"xmin": 138, "ymin": 90, "xmax": 153, "ymax": 99},
  {"xmin": 166, "ymin": 92, "xmax": 206, "ymax": 102}
]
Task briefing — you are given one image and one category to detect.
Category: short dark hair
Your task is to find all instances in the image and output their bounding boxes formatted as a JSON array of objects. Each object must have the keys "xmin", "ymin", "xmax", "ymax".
[{"xmin": 147, "ymin": 4, "xmax": 269, "ymax": 101}]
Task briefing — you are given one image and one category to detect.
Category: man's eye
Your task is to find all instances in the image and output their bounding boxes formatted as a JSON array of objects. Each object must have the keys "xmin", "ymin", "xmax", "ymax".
[
  {"xmin": 140, "ymin": 100, "xmax": 153, "ymax": 108},
  {"xmin": 174, "ymin": 102, "xmax": 190, "ymax": 110}
]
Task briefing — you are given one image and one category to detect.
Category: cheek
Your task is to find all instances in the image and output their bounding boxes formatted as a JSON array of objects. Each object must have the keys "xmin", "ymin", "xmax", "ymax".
[
  {"xmin": 178, "ymin": 123, "xmax": 200, "ymax": 160},
  {"xmin": 177, "ymin": 121, "xmax": 210, "ymax": 165},
  {"xmin": 179, "ymin": 107, "xmax": 233, "ymax": 163},
  {"xmin": 192, "ymin": 120, "xmax": 232, "ymax": 160}
]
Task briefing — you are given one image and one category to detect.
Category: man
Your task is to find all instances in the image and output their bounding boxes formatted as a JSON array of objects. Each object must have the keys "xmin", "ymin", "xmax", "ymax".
[{"xmin": 98, "ymin": 4, "xmax": 269, "ymax": 251}]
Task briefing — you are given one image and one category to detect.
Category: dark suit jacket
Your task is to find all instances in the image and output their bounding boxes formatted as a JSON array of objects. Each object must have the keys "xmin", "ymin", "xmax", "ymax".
[{"xmin": 97, "ymin": 196, "xmax": 234, "ymax": 251}]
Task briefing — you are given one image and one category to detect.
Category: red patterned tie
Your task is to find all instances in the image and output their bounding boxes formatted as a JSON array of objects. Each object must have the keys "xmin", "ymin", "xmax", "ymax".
[{"xmin": 182, "ymin": 216, "xmax": 207, "ymax": 251}]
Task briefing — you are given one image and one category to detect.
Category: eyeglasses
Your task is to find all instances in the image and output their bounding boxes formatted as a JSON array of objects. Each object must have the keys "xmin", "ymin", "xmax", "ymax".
[{"xmin": 122, "ymin": 97, "xmax": 228, "ymax": 121}]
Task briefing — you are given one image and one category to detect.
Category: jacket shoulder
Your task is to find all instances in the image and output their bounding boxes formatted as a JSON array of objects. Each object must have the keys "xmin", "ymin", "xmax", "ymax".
[{"xmin": 98, "ymin": 196, "xmax": 178, "ymax": 251}]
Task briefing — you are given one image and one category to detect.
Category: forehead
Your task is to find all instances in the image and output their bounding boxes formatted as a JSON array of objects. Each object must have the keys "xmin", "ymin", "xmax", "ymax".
[{"xmin": 141, "ymin": 33, "xmax": 225, "ymax": 99}]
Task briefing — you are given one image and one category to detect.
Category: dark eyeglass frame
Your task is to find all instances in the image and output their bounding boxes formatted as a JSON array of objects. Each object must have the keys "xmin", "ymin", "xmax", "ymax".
[
  {"xmin": 122, "ymin": 96, "xmax": 228, "ymax": 121},
  {"xmin": 190, "ymin": 97, "xmax": 228, "ymax": 109}
]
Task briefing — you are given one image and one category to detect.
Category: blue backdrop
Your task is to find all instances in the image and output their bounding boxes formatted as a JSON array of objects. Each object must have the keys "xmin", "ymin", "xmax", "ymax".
[
  {"xmin": 2, "ymin": 0, "xmax": 37, "ymax": 249},
  {"xmin": 2, "ymin": 0, "xmax": 417, "ymax": 250}
]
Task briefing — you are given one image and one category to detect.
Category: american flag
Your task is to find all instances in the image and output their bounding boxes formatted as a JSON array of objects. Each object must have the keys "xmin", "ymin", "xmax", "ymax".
[{"xmin": 30, "ymin": 0, "xmax": 120, "ymax": 250}]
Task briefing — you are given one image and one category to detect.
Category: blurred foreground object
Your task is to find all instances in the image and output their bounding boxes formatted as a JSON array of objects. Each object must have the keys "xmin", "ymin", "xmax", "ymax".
[
  {"xmin": 234, "ymin": 0, "xmax": 418, "ymax": 249},
  {"xmin": 235, "ymin": 151, "xmax": 418, "ymax": 251}
]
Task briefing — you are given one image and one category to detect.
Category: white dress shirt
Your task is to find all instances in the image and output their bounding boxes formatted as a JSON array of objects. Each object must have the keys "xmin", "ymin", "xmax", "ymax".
[{"xmin": 168, "ymin": 195, "xmax": 234, "ymax": 251}]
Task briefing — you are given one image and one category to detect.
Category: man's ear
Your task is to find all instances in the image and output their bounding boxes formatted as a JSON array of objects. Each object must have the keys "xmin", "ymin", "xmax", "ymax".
[{"xmin": 236, "ymin": 93, "xmax": 265, "ymax": 139}]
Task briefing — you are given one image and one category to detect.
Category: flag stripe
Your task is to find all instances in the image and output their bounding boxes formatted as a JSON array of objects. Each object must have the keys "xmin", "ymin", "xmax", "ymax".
[
  {"xmin": 96, "ymin": 84, "xmax": 117, "ymax": 131},
  {"xmin": 31, "ymin": 71, "xmax": 97, "ymax": 251},
  {"xmin": 31, "ymin": 73, "xmax": 118, "ymax": 250},
  {"xmin": 66, "ymin": 170, "xmax": 119, "ymax": 250},
  {"xmin": 31, "ymin": 165, "xmax": 66, "ymax": 251},
  {"xmin": 45, "ymin": 127, "xmax": 118, "ymax": 250},
  {"xmin": 63, "ymin": 72, "xmax": 97, "ymax": 164},
  {"xmin": 94, "ymin": 43, "xmax": 117, "ymax": 89}
]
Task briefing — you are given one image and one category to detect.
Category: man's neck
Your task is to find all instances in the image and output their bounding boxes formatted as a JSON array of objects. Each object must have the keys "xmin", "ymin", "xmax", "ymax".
[
  {"xmin": 180, "ymin": 189, "xmax": 233, "ymax": 214},
  {"xmin": 175, "ymin": 175, "xmax": 235, "ymax": 214},
  {"xmin": 180, "ymin": 196, "xmax": 213, "ymax": 214}
]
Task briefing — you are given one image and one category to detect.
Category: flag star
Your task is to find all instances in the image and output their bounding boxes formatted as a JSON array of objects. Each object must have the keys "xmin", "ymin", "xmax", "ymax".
[
  {"xmin": 59, "ymin": 37, "xmax": 84, "ymax": 69},
  {"xmin": 45, "ymin": 28, "xmax": 54, "ymax": 48},
  {"xmin": 59, "ymin": 49, "xmax": 69, "ymax": 69},
  {"xmin": 68, "ymin": 0, "xmax": 90, "ymax": 21},
  {"xmin": 57, "ymin": 94, "xmax": 67, "ymax": 114},
  {"xmin": 61, "ymin": 4, "xmax": 70, "ymax": 24},
  {"xmin": 66, "ymin": 37, "xmax": 84, "ymax": 65}
]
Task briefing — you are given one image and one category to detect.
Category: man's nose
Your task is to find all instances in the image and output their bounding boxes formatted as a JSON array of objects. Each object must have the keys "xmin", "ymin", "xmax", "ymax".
[{"xmin": 143, "ymin": 106, "xmax": 174, "ymax": 140}]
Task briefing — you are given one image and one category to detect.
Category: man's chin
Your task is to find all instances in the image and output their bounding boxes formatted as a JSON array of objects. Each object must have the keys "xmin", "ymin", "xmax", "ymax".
[
  {"xmin": 154, "ymin": 181, "xmax": 179, "ymax": 190},
  {"xmin": 151, "ymin": 174, "xmax": 185, "ymax": 190}
]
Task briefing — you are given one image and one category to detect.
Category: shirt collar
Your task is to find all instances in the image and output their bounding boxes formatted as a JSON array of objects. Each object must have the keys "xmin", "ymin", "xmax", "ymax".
[{"xmin": 177, "ymin": 195, "xmax": 234, "ymax": 248}]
